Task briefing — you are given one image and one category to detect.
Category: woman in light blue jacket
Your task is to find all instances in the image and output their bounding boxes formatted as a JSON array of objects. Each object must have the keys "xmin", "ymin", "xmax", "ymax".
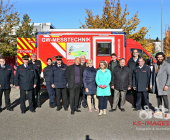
[{"xmin": 96, "ymin": 61, "xmax": 111, "ymax": 115}]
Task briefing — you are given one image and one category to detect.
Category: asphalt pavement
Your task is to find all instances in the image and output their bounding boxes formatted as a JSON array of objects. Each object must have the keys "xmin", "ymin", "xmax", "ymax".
[{"xmin": 0, "ymin": 88, "xmax": 170, "ymax": 140}]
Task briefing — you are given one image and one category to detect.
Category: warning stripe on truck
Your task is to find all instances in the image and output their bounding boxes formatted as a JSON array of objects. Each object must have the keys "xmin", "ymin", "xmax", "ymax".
[{"xmin": 17, "ymin": 38, "xmax": 35, "ymax": 65}]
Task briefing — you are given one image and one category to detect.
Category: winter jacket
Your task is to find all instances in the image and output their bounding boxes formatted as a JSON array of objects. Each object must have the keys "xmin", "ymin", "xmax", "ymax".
[
  {"xmin": 83, "ymin": 67, "xmax": 97, "ymax": 95},
  {"xmin": 43, "ymin": 65, "xmax": 53, "ymax": 83},
  {"xmin": 50, "ymin": 64, "xmax": 67, "ymax": 88},
  {"xmin": 0, "ymin": 64, "xmax": 14, "ymax": 89},
  {"xmin": 111, "ymin": 65, "xmax": 132, "ymax": 90},
  {"xmin": 133, "ymin": 64, "xmax": 151, "ymax": 92},
  {"xmin": 15, "ymin": 64, "xmax": 38, "ymax": 90}
]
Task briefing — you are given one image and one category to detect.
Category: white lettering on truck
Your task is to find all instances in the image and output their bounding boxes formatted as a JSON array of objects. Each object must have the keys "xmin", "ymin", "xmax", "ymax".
[{"xmin": 41, "ymin": 37, "xmax": 91, "ymax": 43}]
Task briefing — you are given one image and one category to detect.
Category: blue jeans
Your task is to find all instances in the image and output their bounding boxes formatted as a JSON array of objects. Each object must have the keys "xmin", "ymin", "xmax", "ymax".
[{"xmin": 99, "ymin": 96, "xmax": 108, "ymax": 110}]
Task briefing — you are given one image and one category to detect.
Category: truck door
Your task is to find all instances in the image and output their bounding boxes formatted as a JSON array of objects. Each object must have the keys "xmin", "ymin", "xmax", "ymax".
[{"xmin": 93, "ymin": 37, "xmax": 115, "ymax": 68}]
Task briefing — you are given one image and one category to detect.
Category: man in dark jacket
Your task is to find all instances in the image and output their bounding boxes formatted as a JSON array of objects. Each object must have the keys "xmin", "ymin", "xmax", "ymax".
[
  {"xmin": 29, "ymin": 53, "xmax": 42, "ymax": 108},
  {"xmin": 127, "ymin": 49, "xmax": 140, "ymax": 108},
  {"xmin": 108, "ymin": 53, "xmax": 119, "ymax": 72},
  {"xmin": 51, "ymin": 56, "xmax": 68, "ymax": 111},
  {"xmin": 133, "ymin": 58, "xmax": 151, "ymax": 111},
  {"xmin": 66, "ymin": 57, "xmax": 83, "ymax": 115},
  {"xmin": 78, "ymin": 55, "xmax": 87, "ymax": 108},
  {"xmin": 43, "ymin": 58, "xmax": 56, "ymax": 108},
  {"xmin": 110, "ymin": 58, "xmax": 132, "ymax": 112},
  {"xmin": 0, "ymin": 57, "xmax": 14, "ymax": 112},
  {"xmin": 108, "ymin": 53, "xmax": 119, "ymax": 109},
  {"xmin": 15, "ymin": 55, "xmax": 38, "ymax": 114}
]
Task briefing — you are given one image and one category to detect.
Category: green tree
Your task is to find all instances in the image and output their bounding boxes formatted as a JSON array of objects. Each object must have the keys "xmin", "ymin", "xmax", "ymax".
[
  {"xmin": 0, "ymin": 0, "xmax": 20, "ymax": 57},
  {"xmin": 80, "ymin": 0, "xmax": 149, "ymax": 47},
  {"xmin": 155, "ymin": 37, "xmax": 160, "ymax": 42},
  {"xmin": 16, "ymin": 14, "xmax": 34, "ymax": 38}
]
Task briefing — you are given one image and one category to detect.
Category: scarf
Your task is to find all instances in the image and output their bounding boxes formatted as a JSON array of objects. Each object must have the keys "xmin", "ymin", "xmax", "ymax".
[{"xmin": 87, "ymin": 66, "xmax": 95, "ymax": 72}]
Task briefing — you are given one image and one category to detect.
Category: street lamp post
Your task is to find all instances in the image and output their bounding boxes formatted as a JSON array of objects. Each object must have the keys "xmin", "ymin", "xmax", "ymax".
[{"xmin": 161, "ymin": 0, "xmax": 163, "ymax": 52}]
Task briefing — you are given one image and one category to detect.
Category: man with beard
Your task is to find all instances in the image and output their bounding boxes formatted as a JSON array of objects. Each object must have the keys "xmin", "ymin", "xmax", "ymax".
[
  {"xmin": 150, "ymin": 52, "xmax": 170, "ymax": 114},
  {"xmin": 127, "ymin": 49, "xmax": 140, "ymax": 108}
]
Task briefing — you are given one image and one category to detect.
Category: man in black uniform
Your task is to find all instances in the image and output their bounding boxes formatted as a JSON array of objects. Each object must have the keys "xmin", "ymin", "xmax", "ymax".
[
  {"xmin": 15, "ymin": 55, "xmax": 38, "ymax": 114},
  {"xmin": 29, "ymin": 53, "xmax": 42, "ymax": 108},
  {"xmin": 0, "ymin": 57, "xmax": 14, "ymax": 112},
  {"xmin": 51, "ymin": 56, "xmax": 68, "ymax": 111},
  {"xmin": 133, "ymin": 57, "xmax": 151, "ymax": 111}
]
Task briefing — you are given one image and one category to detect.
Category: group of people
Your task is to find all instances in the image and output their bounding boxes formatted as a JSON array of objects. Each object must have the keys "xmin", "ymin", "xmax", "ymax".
[{"xmin": 0, "ymin": 50, "xmax": 170, "ymax": 116}]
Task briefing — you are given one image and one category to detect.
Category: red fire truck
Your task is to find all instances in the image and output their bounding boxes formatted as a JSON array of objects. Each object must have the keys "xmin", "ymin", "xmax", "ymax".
[{"xmin": 17, "ymin": 29, "xmax": 156, "ymax": 74}]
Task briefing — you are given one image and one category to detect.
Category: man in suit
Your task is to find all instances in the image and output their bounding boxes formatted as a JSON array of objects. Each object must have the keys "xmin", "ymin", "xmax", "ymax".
[
  {"xmin": 133, "ymin": 57, "xmax": 151, "ymax": 111},
  {"xmin": 29, "ymin": 53, "xmax": 42, "ymax": 108},
  {"xmin": 66, "ymin": 57, "xmax": 83, "ymax": 115},
  {"xmin": 15, "ymin": 55, "xmax": 38, "ymax": 114},
  {"xmin": 0, "ymin": 57, "xmax": 14, "ymax": 112},
  {"xmin": 78, "ymin": 55, "xmax": 87, "ymax": 108},
  {"xmin": 150, "ymin": 52, "xmax": 170, "ymax": 114}
]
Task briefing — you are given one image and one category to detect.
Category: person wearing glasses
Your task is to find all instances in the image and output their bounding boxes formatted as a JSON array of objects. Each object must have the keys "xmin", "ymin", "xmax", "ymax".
[
  {"xmin": 96, "ymin": 61, "xmax": 111, "ymax": 116},
  {"xmin": 127, "ymin": 49, "xmax": 140, "ymax": 108}
]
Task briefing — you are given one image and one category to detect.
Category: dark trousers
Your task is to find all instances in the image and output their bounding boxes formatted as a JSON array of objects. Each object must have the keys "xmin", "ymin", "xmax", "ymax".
[
  {"xmin": 20, "ymin": 89, "xmax": 34, "ymax": 111},
  {"xmin": 132, "ymin": 88, "xmax": 137, "ymax": 108},
  {"xmin": 78, "ymin": 88, "xmax": 87, "ymax": 107},
  {"xmin": 46, "ymin": 82, "xmax": 56, "ymax": 106},
  {"xmin": 33, "ymin": 80, "xmax": 41, "ymax": 106},
  {"xmin": 0, "ymin": 89, "xmax": 11, "ymax": 109},
  {"xmin": 136, "ymin": 91, "xmax": 149, "ymax": 109},
  {"xmin": 55, "ymin": 88, "xmax": 68, "ymax": 109},
  {"xmin": 99, "ymin": 96, "xmax": 108, "ymax": 110},
  {"xmin": 69, "ymin": 84, "xmax": 81, "ymax": 111},
  {"xmin": 156, "ymin": 92, "xmax": 169, "ymax": 113},
  {"xmin": 109, "ymin": 88, "xmax": 114, "ymax": 108}
]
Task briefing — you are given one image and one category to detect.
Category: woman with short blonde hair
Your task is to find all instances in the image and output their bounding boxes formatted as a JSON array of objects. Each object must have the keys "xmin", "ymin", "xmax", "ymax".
[{"xmin": 83, "ymin": 59, "xmax": 99, "ymax": 112}]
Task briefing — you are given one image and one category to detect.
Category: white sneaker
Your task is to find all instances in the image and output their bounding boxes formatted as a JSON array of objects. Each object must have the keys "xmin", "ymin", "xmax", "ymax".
[
  {"xmin": 98, "ymin": 110, "xmax": 103, "ymax": 116},
  {"xmin": 103, "ymin": 109, "xmax": 106, "ymax": 115}
]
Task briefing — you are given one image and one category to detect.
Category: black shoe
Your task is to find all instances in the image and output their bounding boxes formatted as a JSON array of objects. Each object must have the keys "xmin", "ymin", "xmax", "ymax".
[
  {"xmin": 7, "ymin": 108, "xmax": 13, "ymax": 111},
  {"xmin": 37, "ymin": 104, "xmax": 41, "ymax": 108},
  {"xmin": 109, "ymin": 109, "xmax": 116, "ymax": 112},
  {"xmin": 83, "ymin": 105, "xmax": 87, "ymax": 108},
  {"xmin": 120, "ymin": 109, "xmax": 125, "ymax": 112},
  {"xmin": 50, "ymin": 105, "xmax": 56, "ymax": 108},
  {"xmin": 64, "ymin": 108, "xmax": 68, "ymax": 111},
  {"xmin": 30, "ymin": 110, "xmax": 35, "ymax": 113},
  {"xmin": 71, "ymin": 111, "xmax": 74, "ymax": 115},
  {"xmin": 56, "ymin": 107, "xmax": 62, "ymax": 111},
  {"xmin": 74, "ymin": 109, "xmax": 81, "ymax": 112},
  {"xmin": 21, "ymin": 111, "xmax": 26, "ymax": 114},
  {"xmin": 0, "ymin": 108, "xmax": 2, "ymax": 113},
  {"xmin": 133, "ymin": 108, "xmax": 141, "ymax": 111}
]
